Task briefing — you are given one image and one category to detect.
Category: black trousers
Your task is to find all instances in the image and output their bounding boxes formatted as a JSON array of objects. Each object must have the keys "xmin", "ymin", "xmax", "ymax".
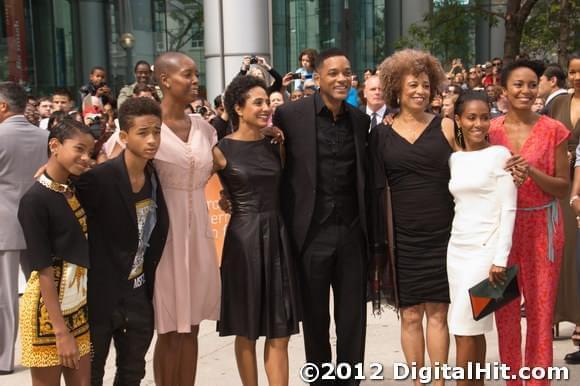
[
  {"xmin": 90, "ymin": 287, "xmax": 154, "ymax": 386},
  {"xmin": 300, "ymin": 215, "xmax": 367, "ymax": 385}
]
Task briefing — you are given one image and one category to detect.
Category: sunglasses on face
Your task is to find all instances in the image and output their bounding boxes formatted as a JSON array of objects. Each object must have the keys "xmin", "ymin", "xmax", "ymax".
[{"xmin": 492, "ymin": 62, "xmax": 502, "ymax": 66}]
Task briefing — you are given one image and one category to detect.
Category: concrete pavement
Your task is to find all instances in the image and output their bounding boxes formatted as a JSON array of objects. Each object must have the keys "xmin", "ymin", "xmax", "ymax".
[{"xmin": 2, "ymin": 302, "xmax": 578, "ymax": 385}]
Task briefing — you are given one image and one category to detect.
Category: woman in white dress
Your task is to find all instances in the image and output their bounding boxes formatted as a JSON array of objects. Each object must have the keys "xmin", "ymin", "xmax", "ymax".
[{"xmin": 447, "ymin": 91, "xmax": 517, "ymax": 385}]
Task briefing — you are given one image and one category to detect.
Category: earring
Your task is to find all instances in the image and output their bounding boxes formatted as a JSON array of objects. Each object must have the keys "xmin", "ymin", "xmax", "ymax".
[{"xmin": 397, "ymin": 97, "xmax": 400, "ymax": 105}]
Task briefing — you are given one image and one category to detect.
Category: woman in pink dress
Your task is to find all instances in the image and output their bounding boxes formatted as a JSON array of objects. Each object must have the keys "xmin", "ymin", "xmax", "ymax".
[
  {"xmin": 489, "ymin": 59, "xmax": 570, "ymax": 386},
  {"xmin": 151, "ymin": 52, "xmax": 220, "ymax": 385}
]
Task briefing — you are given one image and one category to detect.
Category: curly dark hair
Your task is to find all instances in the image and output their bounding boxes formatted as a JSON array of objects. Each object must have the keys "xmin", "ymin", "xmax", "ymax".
[
  {"xmin": 314, "ymin": 48, "xmax": 349, "ymax": 71},
  {"xmin": 500, "ymin": 59, "xmax": 545, "ymax": 87},
  {"xmin": 224, "ymin": 75, "xmax": 268, "ymax": 128},
  {"xmin": 378, "ymin": 49, "xmax": 447, "ymax": 109},
  {"xmin": 298, "ymin": 48, "xmax": 318, "ymax": 69},
  {"xmin": 118, "ymin": 96, "xmax": 161, "ymax": 132}
]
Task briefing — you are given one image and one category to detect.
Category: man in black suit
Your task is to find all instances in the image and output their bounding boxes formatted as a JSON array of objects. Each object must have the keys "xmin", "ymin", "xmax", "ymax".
[
  {"xmin": 360, "ymin": 75, "xmax": 387, "ymax": 133},
  {"xmin": 76, "ymin": 97, "xmax": 169, "ymax": 386},
  {"xmin": 273, "ymin": 48, "xmax": 370, "ymax": 385}
]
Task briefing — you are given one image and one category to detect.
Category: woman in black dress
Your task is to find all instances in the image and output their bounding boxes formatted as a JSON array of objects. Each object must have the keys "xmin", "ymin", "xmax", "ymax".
[
  {"xmin": 212, "ymin": 75, "xmax": 300, "ymax": 386},
  {"xmin": 370, "ymin": 49, "xmax": 457, "ymax": 385}
]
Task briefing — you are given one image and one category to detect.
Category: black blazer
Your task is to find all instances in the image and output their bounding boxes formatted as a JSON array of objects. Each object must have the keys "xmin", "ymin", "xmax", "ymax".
[
  {"xmin": 76, "ymin": 152, "xmax": 169, "ymax": 325},
  {"xmin": 273, "ymin": 95, "xmax": 370, "ymax": 255}
]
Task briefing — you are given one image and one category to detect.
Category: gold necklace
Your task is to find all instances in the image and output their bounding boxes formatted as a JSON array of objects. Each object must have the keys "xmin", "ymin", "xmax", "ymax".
[{"xmin": 37, "ymin": 174, "xmax": 72, "ymax": 194}]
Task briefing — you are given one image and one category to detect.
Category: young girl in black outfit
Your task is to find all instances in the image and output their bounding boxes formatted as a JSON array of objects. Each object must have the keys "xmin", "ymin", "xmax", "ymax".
[{"xmin": 18, "ymin": 118, "xmax": 94, "ymax": 386}]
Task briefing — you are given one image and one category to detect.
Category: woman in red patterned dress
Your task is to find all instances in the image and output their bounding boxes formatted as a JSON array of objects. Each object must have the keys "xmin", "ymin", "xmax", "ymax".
[{"xmin": 489, "ymin": 59, "xmax": 570, "ymax": 386}]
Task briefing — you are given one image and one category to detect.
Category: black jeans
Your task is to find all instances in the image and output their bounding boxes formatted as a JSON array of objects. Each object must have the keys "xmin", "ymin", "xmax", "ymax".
[{"xmin": 90, "ymin": 287, "xmax": 154, "ymax": 386}]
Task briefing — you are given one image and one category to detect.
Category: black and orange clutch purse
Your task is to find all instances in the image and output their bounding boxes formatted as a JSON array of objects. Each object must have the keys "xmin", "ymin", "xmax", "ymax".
[{"xmin": 468, "ymin": 265, "xmax": 520, "ymax": 321}]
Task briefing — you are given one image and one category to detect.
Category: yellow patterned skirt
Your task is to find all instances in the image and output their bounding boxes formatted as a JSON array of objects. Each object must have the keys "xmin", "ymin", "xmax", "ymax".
[{"xmin": 19, "ymin": 259, "xmax": 91, "ymax": 367}]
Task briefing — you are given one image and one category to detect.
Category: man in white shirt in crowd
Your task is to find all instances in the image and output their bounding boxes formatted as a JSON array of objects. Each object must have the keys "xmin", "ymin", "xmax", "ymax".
[
  {"xmin": 538, "ymin": 64, "xmax": 569, "ymax": 115},
  {"xmin": 37, "ymin": 97, "xmax": 52, "ymax": 130},
  {"xmin": 362, "ymin": 75, "xmax": 387, "ymax": 132}
]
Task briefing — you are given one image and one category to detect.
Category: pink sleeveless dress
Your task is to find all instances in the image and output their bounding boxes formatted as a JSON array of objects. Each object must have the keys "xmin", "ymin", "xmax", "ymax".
[{"xmin": 153, "ymin": 115, "xmax": 221, "ymax": 333}]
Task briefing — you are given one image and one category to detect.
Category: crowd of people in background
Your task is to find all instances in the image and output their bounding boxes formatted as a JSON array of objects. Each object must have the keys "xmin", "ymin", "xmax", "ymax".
[{"xmin": 0, "ymin": 45, "xmax": 579, "ymax": 386}]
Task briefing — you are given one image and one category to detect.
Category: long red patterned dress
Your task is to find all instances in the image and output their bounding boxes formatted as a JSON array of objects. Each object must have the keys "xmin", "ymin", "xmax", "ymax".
[{"xmin": 489, "ymin": 115, "xmax": 569, "ymax": 386}]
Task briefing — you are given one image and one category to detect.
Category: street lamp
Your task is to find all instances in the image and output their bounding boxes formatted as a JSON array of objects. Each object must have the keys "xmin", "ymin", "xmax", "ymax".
[{"xmin": 119, "ymin": 32, "xmax": 136, "ymax": 82}]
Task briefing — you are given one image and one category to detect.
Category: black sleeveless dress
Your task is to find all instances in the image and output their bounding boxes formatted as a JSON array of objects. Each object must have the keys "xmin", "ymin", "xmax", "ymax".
[
  {"xmin": 216, "ymin": 137, "xmax": 300, "ymax": 339},
  {"xmin": 373, "ymin": 116, "xmax": 453, "ymax": 307}
]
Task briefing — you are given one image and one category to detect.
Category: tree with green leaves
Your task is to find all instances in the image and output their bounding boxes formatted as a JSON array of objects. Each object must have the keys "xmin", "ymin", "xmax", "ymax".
[
  {"xmin": 394, "ymin": 0, "xmax": 580, "ymax": 65},
  {"xmin": 395, "ymin": 0, "xmax": 476, "ymax": 66},
  {"xmin": 165, "ymin": 0, "xmax": 204, "ymax": 51},
  {"xmin": 520, "ymin": 0, "xmax": 580, "ymax": 66}
]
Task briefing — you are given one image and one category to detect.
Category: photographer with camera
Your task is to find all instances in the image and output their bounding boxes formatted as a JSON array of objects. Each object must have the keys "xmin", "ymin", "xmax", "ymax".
[
  {"xmin": 117, "ymin": 60, "xmax": 162, "ymax": 107},
  {"xmin": 238, "ymin": 55, "xmax": 283, "ymax": 95},
  {"xmin": 187, "ymin": 97, "xmax": 216, "ymax": 123},
  {"xmin": 447, "ymin": 58, "xmax": 464, "ymax": 78},
  {"xmin": 79, "ymin": 66, "xmax": 112, "ymax": 106}
]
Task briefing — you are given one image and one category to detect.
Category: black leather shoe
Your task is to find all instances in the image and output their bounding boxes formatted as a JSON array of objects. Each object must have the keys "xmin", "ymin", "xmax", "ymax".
[
  {"xmin": 0, "ymin": 370, "xmax": 14, "ymax": 375},
  {"xmin": 564, "ymin": 349, "xmax": 580, "ymax": 364}
]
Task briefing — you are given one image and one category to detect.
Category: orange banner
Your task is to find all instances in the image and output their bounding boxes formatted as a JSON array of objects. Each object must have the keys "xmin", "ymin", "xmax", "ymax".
[{"xmin": 205, "ymin": 175, "xmax": 230, "ymax": 265}]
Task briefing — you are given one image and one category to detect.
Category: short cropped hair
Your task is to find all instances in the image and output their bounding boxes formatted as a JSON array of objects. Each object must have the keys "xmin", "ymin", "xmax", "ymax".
[
  {"xmin": 133, "ymin": 83, "xmax": 156, "ymax": 96},
  {"xmin": 314, "ymin": 48, "xmax": 349, "ymax": 71},
  {"xmin": 90, "ymin": 66, "xmax": 106, "ymax": 75},
  {"xmin": 500, "ymin": 59, "xmax": 545, "ymax": 87},
  {"xmin": 118, "ymin": 96, "xmax": 162, "ymax": 132},
  {"xmin": 378, "ymin": 49, "xmax": 447, "ymax": 109},
  {"xmin": 52, "ymin": 88, "xmax": 73, "ymax": 101},
  {"xmin": 543, "ymin": 64, "xmax": 567, "ymax": 88},
  {"xmin": 224, "ymin": 75, "xmax": 268, "ymax": 128},
  {"xmin": 134, "ymin": 60, "xmax": 151, "ymax": 73},
  {"xmin": 0, "ymin": 81, "xmax": 27, "ymax": 113}
]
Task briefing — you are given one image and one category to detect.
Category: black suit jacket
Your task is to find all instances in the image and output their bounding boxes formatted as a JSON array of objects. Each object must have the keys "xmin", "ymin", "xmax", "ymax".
[
  {"xmin": 273, "ymin": 95, "xmax": 370, "ymax": 255},
  {"xmin": 76, "ymin": 152, "xmax": 169, "ymax": 325}
]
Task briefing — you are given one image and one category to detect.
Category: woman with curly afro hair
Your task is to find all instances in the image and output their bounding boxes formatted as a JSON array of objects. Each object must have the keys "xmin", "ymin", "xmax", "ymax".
[{"xmin": 369, "ymin": 49, "xmax": 457, "ymax": 385}]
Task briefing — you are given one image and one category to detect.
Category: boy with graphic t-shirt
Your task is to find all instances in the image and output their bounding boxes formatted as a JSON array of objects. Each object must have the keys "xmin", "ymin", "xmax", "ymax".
[{"xmin": 75, "ymin": 97, "xmax": 169, "ymax": 386}]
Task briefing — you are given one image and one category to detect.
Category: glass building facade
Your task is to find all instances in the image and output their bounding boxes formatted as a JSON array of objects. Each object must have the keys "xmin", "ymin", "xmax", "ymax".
[
  {"xmin": 272, "ymin": 0, "xmax": 385, "ymax": 75},
  {"xmin": 1, "ymin": 0, "xmax": 504, "ymax": 100},
  {"xmin": 0, "ymin": 0, "xmax": 207, "ymax": 99}
]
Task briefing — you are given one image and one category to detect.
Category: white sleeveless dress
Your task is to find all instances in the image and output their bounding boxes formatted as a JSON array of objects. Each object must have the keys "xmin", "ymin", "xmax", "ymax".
[{"xmin": 447, "ymin": 145, "xmax": 517, "ymax": 335}]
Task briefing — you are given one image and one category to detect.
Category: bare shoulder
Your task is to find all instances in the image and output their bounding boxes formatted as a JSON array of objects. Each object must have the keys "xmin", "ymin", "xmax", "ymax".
[
  {"xmin": 212, "ymin": 145, "xmax": 227, "ymax": 171},
  {"xmin": 440, "ymin": 116, "xmax": 456, "ymax": 149}
]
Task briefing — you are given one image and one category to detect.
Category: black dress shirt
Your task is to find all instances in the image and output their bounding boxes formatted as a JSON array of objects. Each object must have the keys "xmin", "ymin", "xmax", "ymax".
[{"xmin": 313, "ymin": 93, "xmax": 358, "ymax": 224}]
